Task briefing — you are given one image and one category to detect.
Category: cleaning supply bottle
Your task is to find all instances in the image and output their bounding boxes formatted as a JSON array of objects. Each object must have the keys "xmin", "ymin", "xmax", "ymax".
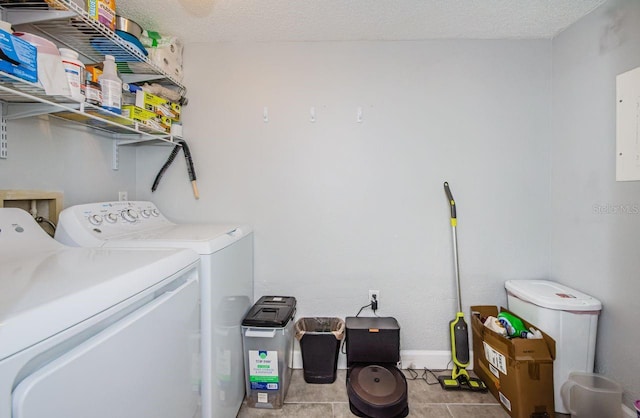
[
  {"xmin": 497, "ymin": 311, "xmax": 530, "ymax": 338},
  {"xmin": 59, "ymin": 48, "xmax": 85, "ymax": 102},
  {"xmin": 527, "ymin": 327, "xmax": 543, "ymax": 339},
  {"xmin": 98, "ymin": 55, "xmax": 122, "ymax": 114}
]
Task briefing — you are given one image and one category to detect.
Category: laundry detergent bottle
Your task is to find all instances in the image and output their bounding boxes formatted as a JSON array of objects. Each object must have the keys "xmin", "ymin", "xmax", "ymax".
[
  {"xmin": 497, "ymin": 312, "xmax": 529, "ymax": 338},
  {"xmin": 98, "ymin": 55, "xmax": 122, "ymax": 114}
]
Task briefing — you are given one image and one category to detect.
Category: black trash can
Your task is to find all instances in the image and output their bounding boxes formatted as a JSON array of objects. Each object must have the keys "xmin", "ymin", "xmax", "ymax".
[{"xmin": 295, "ymin": 317, "xmax": 345, "ymax": 384}]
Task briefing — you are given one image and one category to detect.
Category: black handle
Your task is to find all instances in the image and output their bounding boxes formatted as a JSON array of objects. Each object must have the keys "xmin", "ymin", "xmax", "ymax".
[
  {"xmin": 178, "ymin": 139, "xmax": 200, "ymax": 199},
  {"xmin": 178, "ymin": 139, "xmax": 197, "ymax": 182},
  {"xmin": 444, "ymin": 181, "xmax": 456, "ymax": 219}
]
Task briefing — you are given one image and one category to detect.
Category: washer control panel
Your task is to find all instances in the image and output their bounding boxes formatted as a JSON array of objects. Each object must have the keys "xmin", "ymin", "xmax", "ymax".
[{"xmin": 56, "ymin": 201, "xmax": 173, "ymax": 243}]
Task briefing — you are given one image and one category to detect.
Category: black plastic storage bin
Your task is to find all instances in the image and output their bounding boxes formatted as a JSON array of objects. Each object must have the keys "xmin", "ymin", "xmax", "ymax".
[{"xmin": 295, "ymin": 317, "xmax": 345, "ymax": 383}]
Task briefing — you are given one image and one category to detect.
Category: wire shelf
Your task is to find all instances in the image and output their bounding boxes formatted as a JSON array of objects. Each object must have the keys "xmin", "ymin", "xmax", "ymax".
[
  {"xmin": 0, "ymin": 71, "xmax": 177, "ymax": 142},
  {"xmin": 0, "ymin": 1, "xmax": 183, "ymax": 144},
  {"xmin": 1, "ymin": 0, "xmax": 185, "ymax": 91}
]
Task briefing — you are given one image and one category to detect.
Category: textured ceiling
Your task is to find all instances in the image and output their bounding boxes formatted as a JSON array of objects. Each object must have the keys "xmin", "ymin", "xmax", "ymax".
[{"xmin": 116, "ymin": 0, "xmax": 607, "ymax": 44}]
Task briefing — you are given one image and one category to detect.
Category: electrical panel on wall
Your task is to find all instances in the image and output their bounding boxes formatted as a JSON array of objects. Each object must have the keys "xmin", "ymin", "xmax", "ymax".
[{"xmin": 616, "ymin": 66, "xmax": 640, "ymax": 181}]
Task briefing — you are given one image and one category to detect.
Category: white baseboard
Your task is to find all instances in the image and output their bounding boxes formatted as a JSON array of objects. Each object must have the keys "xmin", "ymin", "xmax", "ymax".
[
  {"xmin": 398, "ymin": 350, "xmax": 474, "ymax": 370},
  {"xmin": 292, "ymin": 349, "xmax": 472, "ymax": 370},
  {"xmin": 622, "ymin": 404, "xmax": 636, "ymax": 418}
]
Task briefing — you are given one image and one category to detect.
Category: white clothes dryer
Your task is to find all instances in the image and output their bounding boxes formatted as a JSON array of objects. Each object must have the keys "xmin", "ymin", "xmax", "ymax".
[
  {"xmin": 55, "ymin": 201, "xmax": 254, "ymax": 418},
  {"xmin": 0, "ymin": 208, "xmax": 201, "ymax": 418}
]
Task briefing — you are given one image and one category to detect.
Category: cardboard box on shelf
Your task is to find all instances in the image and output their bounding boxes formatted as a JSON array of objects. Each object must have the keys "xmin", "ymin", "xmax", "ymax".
[
  {"xmin": 85, "ymin": 64, "xmax": 103, "ymax": 83},
  {"xmin": 0, "ymin": 29, "xmax": 37, "ymax": 83},
  {"xmin": 471, "ymin": 306, "xmax": 556, "ymax": 418},
  {"xmin": 122, "ymin": 105, "xmax": 170, "ymax": 133},
  {"xmin": 159, "ymin": 115, "xmax": 179, "ymax": 130},
  {"xmin": 135, "ymin": 90, "xmax": 180, "ymax": 120},
  {"xmin": 87, "ymin": 0, "xmax": 116, "ymax": 30}
]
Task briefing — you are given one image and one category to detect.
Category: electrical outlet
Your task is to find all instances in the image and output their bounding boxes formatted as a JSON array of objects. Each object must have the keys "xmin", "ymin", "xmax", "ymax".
[
  {"xmin": 118, "ymin": 191, "xmax": 128, "ymax": 201},
  {"xmin": 369, "ymin": 289, "xmax": 380, "ymax": 304}
]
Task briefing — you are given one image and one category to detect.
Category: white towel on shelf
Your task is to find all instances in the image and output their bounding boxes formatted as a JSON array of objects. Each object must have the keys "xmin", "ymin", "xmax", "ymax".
[{"xmin": 39, "ymin": 54, "xmax": 72, "ymax": 97}]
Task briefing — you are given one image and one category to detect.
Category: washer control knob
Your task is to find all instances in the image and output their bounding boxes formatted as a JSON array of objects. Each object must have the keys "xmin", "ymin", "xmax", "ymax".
[
  {"xmin": 121, "ymin": 209, "xmax": 139, "ymax": 223},
  {"xmin": 88, "ymin": 214, "xmax": 103, "ymax": 226},
  {"xmin": 151, "ymin": 209, "xmax": 160, "ymax": 217},
  {"xmin": 141, "ymin": 209, "xmax": 151, "ymax": 218},
  {"xmin": 105, "ymin": 213, "xmax": 118, "ymax": 223}
]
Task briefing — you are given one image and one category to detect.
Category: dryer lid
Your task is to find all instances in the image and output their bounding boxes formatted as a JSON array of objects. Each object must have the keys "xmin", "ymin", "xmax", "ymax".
[
  {"xmin": 1, "ymin": 208, "xmax": 199, "ymax": 360},
  {"xmin": 505, "ymin": 280, "xmax": 602, "ymax": 311}
]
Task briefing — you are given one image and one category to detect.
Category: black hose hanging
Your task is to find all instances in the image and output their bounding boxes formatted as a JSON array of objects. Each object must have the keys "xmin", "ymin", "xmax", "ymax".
[
  {"xmin": 151, "ymin": 143, "xmax": 181, "ymax": 192},
  {"xmin": 151, "ymin": 138, "xmax": 199, "ymax": 199}
]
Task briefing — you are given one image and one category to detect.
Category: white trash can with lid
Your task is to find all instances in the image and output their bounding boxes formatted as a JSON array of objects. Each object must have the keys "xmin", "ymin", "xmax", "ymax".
[{"xmin": 505, "ymin": 279, "xmax": 602, "ymax": 414}]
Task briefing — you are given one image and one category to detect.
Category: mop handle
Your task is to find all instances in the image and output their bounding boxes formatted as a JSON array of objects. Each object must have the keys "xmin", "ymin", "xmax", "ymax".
[
  {"xmin": 444, "ymin": 181, "xmax": 462, "ymax": 313},
  {"xmin": 444, "ymin": 182, "xmax": 457, "ymax": 223}
]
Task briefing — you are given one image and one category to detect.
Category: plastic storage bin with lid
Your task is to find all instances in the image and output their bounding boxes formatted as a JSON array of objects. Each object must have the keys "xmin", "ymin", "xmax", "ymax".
[
  {"xmin": 561, "ymin": 371, "xmax": 622, "ymax": 418},
  {"xmin": 241, "ymin": 296, "xmax": 296, "ymax": 409},
  {"xmin": 505, "ymin": 279, "xmax": 602, "ymax": 414}
]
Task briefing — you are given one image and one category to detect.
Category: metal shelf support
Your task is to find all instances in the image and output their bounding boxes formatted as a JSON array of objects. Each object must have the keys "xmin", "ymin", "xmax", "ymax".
[
  {"xmin": 112, "ymin": 136, "xmax": 181, "ymax": 170},
  {"xmin": 1, "ymin": 103, "xmax": 7, "ymax": 159},
  {"xmin": 112, "ymin": 139, "xmax": 119, "ymax": 171}
]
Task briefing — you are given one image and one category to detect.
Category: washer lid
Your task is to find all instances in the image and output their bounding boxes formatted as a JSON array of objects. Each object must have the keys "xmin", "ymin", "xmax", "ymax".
[
  {"xmin": 505, "ymin": 280, "xmax": 602, "ymax": 311},
  {"xmin": 55, "ymin": 202, "xmax": 252, "ymax": 255},
  {"xmin": 103, "ymin": 224, "xmax": 252, "ymax": 255}
]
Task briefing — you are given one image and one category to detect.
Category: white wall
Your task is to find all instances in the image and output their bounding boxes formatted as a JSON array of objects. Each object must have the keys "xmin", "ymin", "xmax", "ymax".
[
  {"xmin": 1, "ymin": 2, "xmax": 635, "ymax": 408},
  {"xmin": 0, "ymin": 117, "xmax": 137, "ymax": 206},
  {"xmin": 550, "ymin": 0, "xmax": 640, "ymax": 407},
  {"xmin": 136, "ymin": 40, "xmax": 553, "ymax": 352}
]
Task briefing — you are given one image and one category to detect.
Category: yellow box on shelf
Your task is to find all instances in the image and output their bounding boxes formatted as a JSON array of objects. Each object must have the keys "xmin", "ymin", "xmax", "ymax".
[
  {"xmin": 122, "ymin": 105, "xmax": 170, "ymax": 133},
  {"xmin": 135, "ymin": 90, "xmax": 181, "ymax": 120}
]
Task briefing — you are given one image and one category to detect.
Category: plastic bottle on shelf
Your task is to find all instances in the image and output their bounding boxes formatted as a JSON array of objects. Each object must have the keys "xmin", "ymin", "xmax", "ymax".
[
  {"xmin": 59, "ymin": 48, "xmax": 85, "ymax": 102},
  {"xmin": 98, "ymin": 55, "xmax": 122, "ymax": 114}
]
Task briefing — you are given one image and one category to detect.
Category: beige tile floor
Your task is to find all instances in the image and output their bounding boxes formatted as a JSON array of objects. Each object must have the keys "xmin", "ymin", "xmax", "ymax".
[{"xmin": 237, "ymin": 369, "xmax": 512, "ymax": 418}]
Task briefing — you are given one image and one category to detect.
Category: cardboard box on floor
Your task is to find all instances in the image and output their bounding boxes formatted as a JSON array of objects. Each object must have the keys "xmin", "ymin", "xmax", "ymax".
[{"xmin": 471, "ymin": 306, "xmax": 556, "ymax": 418}]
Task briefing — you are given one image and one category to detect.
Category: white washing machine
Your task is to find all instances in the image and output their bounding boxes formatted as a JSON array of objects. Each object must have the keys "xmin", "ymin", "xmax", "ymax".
[
  {"xmin": 0, "ymin": 208, "xmax": 201, "ymax": 418},
  {"xmin": 55, "ymin": 201, "xmax": 254, "ymax": 418}
]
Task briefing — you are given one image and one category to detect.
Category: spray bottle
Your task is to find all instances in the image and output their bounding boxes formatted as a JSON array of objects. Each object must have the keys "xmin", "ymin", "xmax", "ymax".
[{"xmin": 99, "ymin": 55, "xmax": 122, "ymax": 114}]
